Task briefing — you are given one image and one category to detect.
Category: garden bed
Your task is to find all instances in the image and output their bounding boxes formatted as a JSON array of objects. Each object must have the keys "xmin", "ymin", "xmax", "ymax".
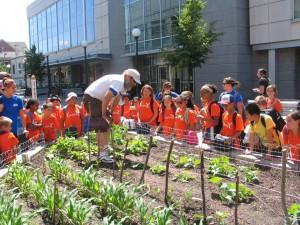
[{"xmin": 1, "ymin": 126, "xmax": 300, "ymax": 225}]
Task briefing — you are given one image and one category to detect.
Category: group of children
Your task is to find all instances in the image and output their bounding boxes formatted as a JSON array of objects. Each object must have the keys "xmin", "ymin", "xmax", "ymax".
[
  {"xmin": 0, "ymin": 92, "xmax": 86, "ymax": 165},
  {"xmin": 0, "ymin": 77, "xmax": 299, "ymax": 166},
  {"xmin": 111, "ymin": 79, "xmax": 300, "ymax": 163}
]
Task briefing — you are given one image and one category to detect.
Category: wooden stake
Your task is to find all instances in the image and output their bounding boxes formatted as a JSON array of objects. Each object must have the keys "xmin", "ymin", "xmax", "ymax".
[
  {"xmin": 200, "ymin": 150, "xmax": 207, "ymax": 225},
  {"xmin": 120, "ymin": 140, "xmax": 129, "ymax": 183},
  {"xmin": 111, "ymin": 129, "xmax": 116, "ymax": 179},
  {"xmin": 235, "ymin": 171, "xmax": 239, "ymax": 225},
  {"xmin": 87, "ymin": 101, "xmax": 91, "ymax": 163},
  {"xmin": 139, "ymin": 136, "xmax": 153, "ymax": 185},
  {"xmin": 281, "ymin": 149, "xmax": 291, "ymax": 225},
  {"xmin": 164, "ymin": 140, "xmax": 174, "ymax": 206}
]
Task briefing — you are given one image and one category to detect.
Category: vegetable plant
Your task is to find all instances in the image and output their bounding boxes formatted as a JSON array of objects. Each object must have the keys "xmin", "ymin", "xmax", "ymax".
[
  {"xmin": 219, "ymin": 182, "xmax": 254, "ymax": 204},
  {"xmin": 150, "ymin": 164, "xmax": 166, "ymax": 176},
  {"xmin": 153, "ymin": 206, "xmax": 173, "ymax": 225},
  {"xmin": 127, "ymin": 135, "xmax": 149, "ymax": 155},
  {"xmin": 241, "ymin": 166, "xmax": 260, "ymax": 184},
  {"xmin": 162, "ymin": 153, "xmax": 178, "ymax": 164},
  {"xmin": 78, "ymin": 166, "xmax": 101, "ymax": 195},
  {"xmin": 288, "ymin": 203, "xmax": 300, "ymax": 224},
  {"xmin": 208, "ymin": 156, "xmax": 237, "ymax": 178},
  {"xmin": 172, "ymin": 171, "xmax": 195, "ymax": 183},
  {"xmin": 175, "ymin": 155, "xmax": 201, "ymax": 169},
  {"xmin": 0, "ymin": 188, "xmax": 35, "ymax": 225},
  {"xmin": 48, "ymin": 157, "xmax": 70, "ymax": 182},
  {"xmin": 7, "ymin": 163, "xmax": 34, "ymax": 196}
]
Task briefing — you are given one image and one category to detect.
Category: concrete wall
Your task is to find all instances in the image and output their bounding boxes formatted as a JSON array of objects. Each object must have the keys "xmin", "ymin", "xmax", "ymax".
[
  {"xmin": 250, "ymin": 0, "xmax": 300, "ymax": 45},
  {"xmin": 194, "ymin": 0, "xmax": 253, "ymax": 103}
]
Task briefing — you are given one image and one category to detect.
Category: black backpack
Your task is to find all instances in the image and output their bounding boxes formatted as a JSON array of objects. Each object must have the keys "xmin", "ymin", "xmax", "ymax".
[
  {"xmin": 261, "ymin": 109, "xmax": 285, "ymax": 132},
  {"xmin": 208, "ymin": 101, "xmax": 224, "ymax": 134}
]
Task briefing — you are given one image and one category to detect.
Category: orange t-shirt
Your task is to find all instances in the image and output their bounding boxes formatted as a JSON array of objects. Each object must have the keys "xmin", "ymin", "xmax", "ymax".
[
  {"xmin": 63, "ymin": 104, "xmax": 83, "ymax": 136},
  {"xmin": 139, "ymin": 97, "xmax": 159, "ymax": 126},
  {"xmin": 220, "ymin": 112, "xmax": 244, "ymax": 137},
  {"xmin": 0, "ymin": 132, "xmax": 19, "ymax": 163},
  {"xmin": 174, "ymin": 107, "xmax": 196, "ymax": 140},
  {"xmin": 267, "ymin": 98, "xmax": 282, "ymax": 113},
  {"xmin": 194, "ymin": 104, "xmax": 201, "ymax": 116},
  {"xmin": 112, "ymin": 105, "xmax": 122, "ymax": 125},
  {"xmin": 130, "ymin": 101, "xmax": 139, "ymax": 121},
  {"xmin": 158, "ymin": 108, "xmax": 175, "ymax": 135},
  {"xmin": 202, "ymin": 101, "xmax": 221, "ymax": 129},
  {"xmin": 42, "ymin": 114, "xmax": 59, "ymax": 141},
  {"xmin": 26, "ymin": 111, "xmax": 42, "ymax": 140},
  {"xmin": 122, "ymin": 102, "xmax": 131, "ymax": 119},
  {"xmin": 52, "ymin": 106, "xmax": 63, "ymax": 130},
  {"xmin": 283, "ymin": 126, "xmax": 300, "ymax": 162}
]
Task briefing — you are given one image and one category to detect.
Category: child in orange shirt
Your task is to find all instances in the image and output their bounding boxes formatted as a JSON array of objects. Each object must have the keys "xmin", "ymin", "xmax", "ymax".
[
  {"xmin": 0, "ymin": 116, "xmax": 19, "ymax": 165},
  {"xmin": 218, "ymin": 94, "xmax": 244, "ymax": 147},
  {"xmin": 112, "ymin": 104, "xmax": 122, "ymax": 125},
  {"xmin": 283, "ymin": 111, "xmax": 300, "ymax": 163},
  {"xmin": 198, "ymin": 84, "xmax": 222, "ymax": 140},
  {"xmin": 49, "ymin": 95, "xmax": 63, "ymax": 134},
  {"xmin": 25, "ymin": 99, "xmax": 42, "ymax": 141},
  {"xmin": 130, "ymin": 97, "xmax": 139, "ymax": 121},
  {"xmin": 174, "ymin": 94, "xmax": 196, "ymax": 140},
  {"xmin": 138, "ymin": 85, "xmax": 159, "ymax": 127},
  {"xmin": 62, "ymin": 92, "xmax": 84, "ymax": 137},
  {"xmin": 266, "ymin": 85, "xmax": 282, "ymax": 113},
  {"xmin": 42, "ymin": 103, "xmax": 59, "ymax": 142},
  {"xmin": 122, "ymin": 95, "xmax": 131, "ymax": 119},
  {"xmin": 156, "ymin": 95, "xmax": 176, "ymax": 136}
]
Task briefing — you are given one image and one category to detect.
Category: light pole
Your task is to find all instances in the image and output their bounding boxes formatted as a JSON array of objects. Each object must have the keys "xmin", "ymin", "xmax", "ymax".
[
  {"xmin": 23, "ymin": 58, "xmax": 27, "ymax": 90},
  {"xmin": 46, "ymin": 55, "xmax": 51, "ymax": 95},
  {"xmin": 81, "ymin": 40, "xmax": 88, "ymax": 88},
  {"xmin": 132, "ymin": 28, "xmax": 141, "ymax": 69}
]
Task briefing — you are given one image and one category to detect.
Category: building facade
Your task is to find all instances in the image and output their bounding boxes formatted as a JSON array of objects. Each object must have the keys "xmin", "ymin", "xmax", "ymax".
[
  {"xmin": 27, "ymin": 0, "xmax": 133, "ymax": 92},
  {"xmin": 250, "ymin": 0, "xmax": 300, "ymax": 99},
  {"xmin": 124, "ymin": 0, "xmax": 255, "ymax": 101}
]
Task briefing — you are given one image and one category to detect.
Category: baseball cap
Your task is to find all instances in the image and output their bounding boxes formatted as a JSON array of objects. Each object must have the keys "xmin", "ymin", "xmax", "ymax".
[
  {"xmin": 219, "ymin": 94, "xmax": 234, "ymax": 105},
  {"xmin": 125, "ymin": 69, "xmax": 141, "ymax": 84},
  {"xmin": 49, "ymin": 95, "xmax": 61, "ymax": 103},
  {"xmin": 65, "ymin": 92, "xmax": 78, "ymax": 102}
]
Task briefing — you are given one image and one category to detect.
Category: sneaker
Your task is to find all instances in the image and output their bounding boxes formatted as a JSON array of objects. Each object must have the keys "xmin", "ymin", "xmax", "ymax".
[{"xmin": 98, "ymin": 151, "xmax": 113, "ymax": 163}]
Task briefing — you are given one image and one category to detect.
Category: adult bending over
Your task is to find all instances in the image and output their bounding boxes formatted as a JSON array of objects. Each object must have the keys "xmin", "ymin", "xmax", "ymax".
[{"xmin": 83, "ymin": 69, "xmax": 141, "ymax": 162}]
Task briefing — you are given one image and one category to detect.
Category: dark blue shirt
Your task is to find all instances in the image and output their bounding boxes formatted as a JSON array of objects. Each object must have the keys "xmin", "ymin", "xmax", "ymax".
[
  {"xmin": 219, "ymin": 90, "xmax": 243, "ymax": 103},
  {"xmin": 0, "ymin": 95, "xmax": 24, "ymax": 134},
  {"xmin": 156, "ymin": 91, "xmax": 179, "ymax": 101}
]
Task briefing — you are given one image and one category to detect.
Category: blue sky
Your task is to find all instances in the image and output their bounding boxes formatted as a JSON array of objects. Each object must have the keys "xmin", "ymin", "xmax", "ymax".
[{"xmin": 0, "ymin": 0, "xmax": 35, "ymax": 46}]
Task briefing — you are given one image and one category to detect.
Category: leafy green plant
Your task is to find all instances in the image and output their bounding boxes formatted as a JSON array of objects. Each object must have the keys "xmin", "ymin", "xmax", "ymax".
[
  {"xmin": 111, "ymin": 125, "xmax": 128, "ymax": 146},
  {"xmin": 215, "ymin": 211, "xmax": 229, "ymax": 225},
  {"xmin": 127, "ymin": 135, "xmax": 149, "ymax": 155},
  {"xmin": 162, "ymin": 153, "xmax": 178, "ymax": 164},
  {"xmin": 219, "ymin": 182, "xmax": 254, "ymax": 204},
  {"xmin": 175, "ymin": 155, "xmax": 201, "ymax": 169},
  {"xmin": 288, "ymin": 203, "xmax": 300, "ymax": 224},
  {"xmin": 0, "ymin": 188, "xmax": 35, "ymax": 225},
  {"xmin": 153, "ymin": 206, "xmax": 173, "ymax": 225},
  {"xmin": 78, "ymin": 166, "xmax": 101, "ymax": 195},
  {"xmin": 208, "ymin": 156, "xmax": 237, "ymax": 178},
  {"xmin": 150, "ymin": 164, "xmax": 166, "ymax": 176},
  {"xmin": 7, "ymin": 163, "xmax": 34, "ymax": 196},
  {"xmin": 65, "ymin": 197, "xmax": 97, "ymax": 225},
  {"xmin": 241, "ymin": 166, "xmax": 260, "ymax": 184},
  {"xmin": 48, "ymin": 157, "xmax": 70, "ymax": 182},
  {"xmin": 172, "ymin": 171, "xmax": 195, "ymax": 183}
]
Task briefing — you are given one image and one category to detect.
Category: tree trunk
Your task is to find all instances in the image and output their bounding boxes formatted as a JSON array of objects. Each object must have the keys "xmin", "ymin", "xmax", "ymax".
[{"xmin": 188, "ymin": 65, "xmax": 194, "ymax": 93}]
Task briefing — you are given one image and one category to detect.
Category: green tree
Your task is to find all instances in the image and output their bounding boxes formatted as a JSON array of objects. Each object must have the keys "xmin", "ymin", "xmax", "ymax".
[
  {"xmin": 162, "ymin": 0, "xmax": 220, "ymax": 79},
  {"xmin": 24, "ymin": 45, "xmax": 45, "ymax": 82},
  {"xmin": 0, "ymin": 62, "xmax": 10, "ymax": 73}
]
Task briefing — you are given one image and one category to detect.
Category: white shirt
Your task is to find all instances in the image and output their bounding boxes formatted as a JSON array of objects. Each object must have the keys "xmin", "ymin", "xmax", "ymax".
[{"xmin": 84, "ymin": 74, "xmax": 126, "ymax": 101}]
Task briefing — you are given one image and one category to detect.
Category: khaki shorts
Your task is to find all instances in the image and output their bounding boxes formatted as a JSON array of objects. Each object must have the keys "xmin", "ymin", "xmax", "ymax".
[{"xmin": 83, "ymin": 94, "xmax": 110, "ymax": 132}]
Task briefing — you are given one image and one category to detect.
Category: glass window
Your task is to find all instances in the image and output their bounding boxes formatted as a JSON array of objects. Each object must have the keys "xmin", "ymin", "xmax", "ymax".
[
  {"xmin": 37, "ymin": 13, "xmax": 43, "ymax": 52},
  {"xmin": 144, "ymin": 0, "xmax": 160, "ymax": 40},
  {"xmin": 57, "ymin": 0, "xmax": 64, "ymax": 50},
  {"xmin": 47, "ymin": 8, "xmax": 53, "ymax": 52},
  {"xmin": 77, "ymin": 0, "xmax": 84, "ymax": 44},
  {"xmin": 51, "ymin": 4, "xmax": 58, "ymax": 51},
  {"xmin": 295, "ymin": 0, "xmax": 300, "ymax": 19},
  {"xmin": 42, "ymin": 11, "xmax": 48, "ymax": 53},
  {"xmin": 85, "ymin": 0, "xmax": 95, "ymax": 42},
  {"xmin": 62, "ymin": 0, "xmax": 70, "ymax": 48},
  {"xmin": 70, "ymin": 1, "xmax": 78, "ymax": 47}
]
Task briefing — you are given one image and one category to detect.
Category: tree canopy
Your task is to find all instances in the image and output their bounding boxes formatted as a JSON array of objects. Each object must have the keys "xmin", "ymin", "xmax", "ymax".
[
  {"xmin": 24, "ymin": 45, "xmax": 45, "ymax": 81},
  {"xmin": 163, "ymin": 0, "xmax": 220, "ymax": 69}
]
